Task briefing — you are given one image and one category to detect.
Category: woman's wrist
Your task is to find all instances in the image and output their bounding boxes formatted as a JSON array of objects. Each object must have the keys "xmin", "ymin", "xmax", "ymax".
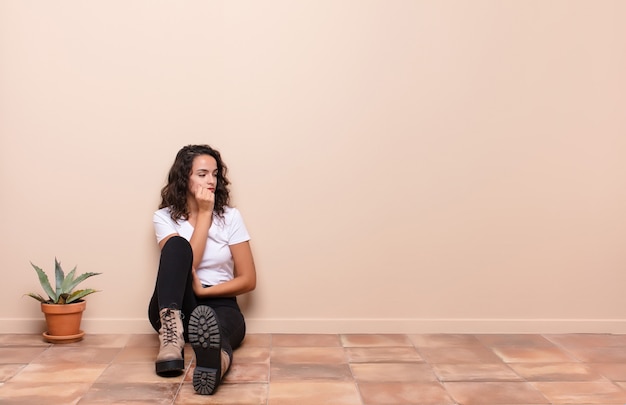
[{"xmin": 197, "ymin": 209, "xmax": 213, "ymax": 218}]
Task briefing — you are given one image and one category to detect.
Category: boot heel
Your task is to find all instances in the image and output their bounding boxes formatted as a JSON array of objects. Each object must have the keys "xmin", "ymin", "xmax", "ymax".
[
  {"xmin": 193, "ymin": 366, "xmax": 218, "ymax": 395},
  {"xmin": 155, "ymin": 358, "xmax": 185, "ymax": 375}
]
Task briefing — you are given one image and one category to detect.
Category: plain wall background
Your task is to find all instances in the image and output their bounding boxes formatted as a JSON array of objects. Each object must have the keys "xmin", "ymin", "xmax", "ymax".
[{"xmin": 1, "ymin": 0, "xmax": 625, "ymax": 334}]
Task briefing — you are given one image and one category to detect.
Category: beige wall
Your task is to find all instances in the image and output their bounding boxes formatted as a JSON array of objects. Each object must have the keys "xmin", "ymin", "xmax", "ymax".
[{"xmin": 1, "ymin": 1, "xmax": 625, "ymax": 335}]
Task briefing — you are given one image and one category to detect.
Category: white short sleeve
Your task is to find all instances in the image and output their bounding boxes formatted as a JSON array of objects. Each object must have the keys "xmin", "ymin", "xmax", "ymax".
[
  {"xmin": 153, "ymin": 208, "xmax": 180, "ymax": 243},
  {"xmin": 226, "ymin": 208, "xmax": 250, "ymax": 245}
]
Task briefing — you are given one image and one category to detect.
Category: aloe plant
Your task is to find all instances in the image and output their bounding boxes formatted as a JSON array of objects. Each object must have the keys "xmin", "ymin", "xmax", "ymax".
[{"xmin": 26, "ymin": 258, "xmax": 101, "ymax": 304}]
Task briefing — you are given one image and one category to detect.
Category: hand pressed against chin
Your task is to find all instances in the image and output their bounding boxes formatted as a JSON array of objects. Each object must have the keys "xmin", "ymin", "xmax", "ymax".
[{"xmin": 195, "ymin": 186, "xmax": 215, "ymax": 213}]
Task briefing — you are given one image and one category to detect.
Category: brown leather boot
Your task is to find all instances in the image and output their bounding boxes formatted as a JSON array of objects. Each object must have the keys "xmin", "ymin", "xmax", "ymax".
[
  {"xmin": 155, "ymin": 308, "xmax": 185, "ymax": 376},
  {"xmin": 220, "ymin": 350, "xmax": 231, "ymax": 378}
]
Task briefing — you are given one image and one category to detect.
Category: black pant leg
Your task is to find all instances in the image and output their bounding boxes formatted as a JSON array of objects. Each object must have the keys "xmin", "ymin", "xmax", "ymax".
[{"xmin": 148, "ymin": 236, "xmax": 197, "ymax": 334}]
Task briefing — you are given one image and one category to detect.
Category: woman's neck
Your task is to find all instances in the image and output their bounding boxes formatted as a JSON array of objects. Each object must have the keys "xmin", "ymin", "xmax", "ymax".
[{"xmin": 186, "ymin": 197, "xmax": 199, "ymax": 217}]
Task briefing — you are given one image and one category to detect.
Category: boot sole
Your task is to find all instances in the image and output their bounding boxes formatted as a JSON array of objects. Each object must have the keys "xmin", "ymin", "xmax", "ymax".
[
  {"xmin": 188, "ymin": 305, "xmax": 221, "ymax": 395},
  {"xmin": 155, "ymin": 355, "xmax": 184, "ymax": 377}
]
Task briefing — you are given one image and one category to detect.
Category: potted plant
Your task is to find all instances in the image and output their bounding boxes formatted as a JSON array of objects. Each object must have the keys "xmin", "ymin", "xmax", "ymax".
[{"xmin": 25, "ymin": 258, "xmax": 101, "ymax": 343}]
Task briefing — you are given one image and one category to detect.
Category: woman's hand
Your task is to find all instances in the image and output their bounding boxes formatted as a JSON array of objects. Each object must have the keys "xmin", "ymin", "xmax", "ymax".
[
  {"xmin": 191, "ymin": 268, "xmax": 204, "ymax": 296},
  {"xmin": 194, "ymin": 186, "xmax": 215, "ymax": 214}
]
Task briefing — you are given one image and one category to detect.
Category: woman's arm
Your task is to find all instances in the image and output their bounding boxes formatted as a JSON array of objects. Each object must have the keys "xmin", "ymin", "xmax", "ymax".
[
  {"xmin": 187, "ymin": 186, "xmax": 215, "ymax": 269},
  {"xmin": 193, "ymin": 241, "xmax": 256, "ymax": 298},
  {"xmin": 157, "ymin": 211, "xmax": 212, "ymax": 266},
  {"xmin": 188, "ymin": 210, "xmax": 212, "ymax": 270}
]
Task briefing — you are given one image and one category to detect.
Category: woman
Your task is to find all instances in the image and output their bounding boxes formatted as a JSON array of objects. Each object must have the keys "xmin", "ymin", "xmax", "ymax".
[{"xmin": 148, "ymin": 144, "xmax": 256, "ymax": 395}]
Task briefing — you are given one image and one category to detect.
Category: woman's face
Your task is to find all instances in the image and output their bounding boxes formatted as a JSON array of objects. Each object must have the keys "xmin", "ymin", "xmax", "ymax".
[{"xmin": 188, "ymin": 154, "xmax": 218, "ymax": 196}]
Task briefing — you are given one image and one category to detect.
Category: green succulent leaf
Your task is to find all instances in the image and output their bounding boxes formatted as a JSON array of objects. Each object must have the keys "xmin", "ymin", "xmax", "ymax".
[
  {"xmin": 66, "ymin": 289, "xmax": 100, "ymax": 304},
  {"xmin": 30, "ymin": 262, "xmax": 56, "ymax": 302},
  {"xmin": 54, "ymin": 258, "xmax": 65, "ymax": 299},
  {"xmin": 60, "ymin": 266, "xmax": 78, "ymax": 294},
  {"xmin": 65, "ymin": 272, "xmax": 102, "ymax": 293},
  {"xmin": 24, "ymin": 293, "xmax": 50, "ymax": 303}
]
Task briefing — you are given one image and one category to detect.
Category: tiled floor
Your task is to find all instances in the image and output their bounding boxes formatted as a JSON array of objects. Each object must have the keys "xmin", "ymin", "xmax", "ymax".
[{"xmin": 2, "ymin": 333, "xmax": 626, "ymax": 404}]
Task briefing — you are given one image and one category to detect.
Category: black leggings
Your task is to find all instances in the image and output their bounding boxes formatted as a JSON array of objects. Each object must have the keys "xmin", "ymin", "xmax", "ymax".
[{"xmin": 148, "ymin": 236, "xmax": 246, "ymax": 358}]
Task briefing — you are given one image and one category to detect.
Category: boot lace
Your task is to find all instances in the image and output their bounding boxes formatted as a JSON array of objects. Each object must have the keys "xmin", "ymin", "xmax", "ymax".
[{"xmin": 161, "ymin": 309, "xmax": 178, "ymax": 346}]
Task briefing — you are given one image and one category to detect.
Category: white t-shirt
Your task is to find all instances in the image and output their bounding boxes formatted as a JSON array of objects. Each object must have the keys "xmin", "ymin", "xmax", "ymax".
[{"xmin": 153, "ymin": 206, "xmax": 251, "ymax": 286}]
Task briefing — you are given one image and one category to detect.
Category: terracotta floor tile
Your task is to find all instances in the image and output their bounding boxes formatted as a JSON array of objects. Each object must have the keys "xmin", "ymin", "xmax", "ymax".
[
  {"xmin": 477, "ymin": 334, "xmax": 555, "ymax": 347},
  {"xmin": 8, "ymin": 363, "xmax": 108, "ymax": 383},
  {"xmin": 182, "ymin": 366, "xmax": 194, "ymax": 383},
  {"xmin": 350, "ymin": 363, "xmax": 438, "ymax": 382},
  {"xmin": 346, "ymin": 346, "xmax": 423, "ymax": 363},
  {"xmin": 418, "ymin": 346, "xmax": 503, "ymax": 364},
  {"xmin": 341, "ymin": 334, "xmax": 413, "ymax": 347},
  {"xmin": 0, "ymin": 382, "xmax": 91, "ymax": 404},
  {"xmin": 270, "ymin": 363, "xmax": 353, "ymax": 382},
  {"xmin": 546, "ymin": 333, "xmax": 626, "ymax": 348},
  {"xmin": 31, "ymin": 346, "xmax": 121, "ymax": 364},
  {"xmin": 562, "ymin": 346, "xmax": 626, "ymax": 363},
  {"xmin": 272, "ymin": 334, "xmax": 341, "ymax": 347},
  {"xmin": 126, "ymin": 333, "xmax": 160, "ymax": 347},
  {"xmin": 358, "ymin": 381, "xmax": 455, "ymax": 405},
  {"xmin": 444, "ymin": 381, "xmax": 550, "ymax": 404},
  {"xmin": 183, "ymin": 344, "xmax": 195, "ymax": 363},
  {"xmin": 432, "ymin": 363, "xmax": 522, "ymax": 382},
  {"xmin": 492, "ymin": 346, "xmax": 576, "ymax": 363},
  {"xmin": 175, "ymin": 382, "xmax": 268, "ymax": 404},
  {"xmin": 0, "ymin": 347, "xmax": 48, "ymax": 363},
  {"xmin": 508, "ymin": 362, "xmax": 606, "ymax": 381},
  {"xmin": 112, "ymin": 345, "xmax": 158, "ymax": 363},
  {"xmin": 240, "ymin": 333, "xmax": 272, "ymax": 348},
  {"xmin": 588, "ymin": 363, "xmax": 626, "ymax": 381},
  {"xmin": 233, "ymin": 346, "xmax": 270, "ymax": 364},
  {"xmin": 0, "ymin": 364, "xmax": 26, "ymax": 382},
  {"xmin": 409, "ymin": 333, "xmax": 484, "ymax": 348},
  {"xmin": 531, "ymin": 381, "xmax": 626, "ymax": 404},
  {"xmin": 117, "ymin": 343, "xmax": 192, "ymax": 365},
  {"xmin": 223, "ymin": 362, "xmax": 269, "ymax": 383},
  {"xmin": 268, "ymin": 381, "xmax": 361, "ymax": 405},
  {"xmin": 0, "ymin": 334, "xmax": 50, "ymax": 347},
  {"xmin": 64, "ymin": 334, "xmax": 131, "ymax": 348},
  {"xmin": 270, "ymin": 347, "xmax": 346, "ymax": 364},
  {"xmin": 77, "ymin": 382, "xmax": 179, "ymax": 404},
  {"xmin": 97, "ymin": 363, "xmax": 186, "ymax": 384}
]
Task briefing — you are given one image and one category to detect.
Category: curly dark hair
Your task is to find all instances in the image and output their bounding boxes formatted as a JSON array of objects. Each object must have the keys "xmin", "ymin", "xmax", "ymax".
[{"xmin": 159, "ymin": 144, "xmax": 231, "ymax": 222}]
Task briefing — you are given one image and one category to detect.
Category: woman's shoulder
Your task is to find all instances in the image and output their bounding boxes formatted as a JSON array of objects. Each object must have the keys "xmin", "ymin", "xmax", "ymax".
[
  {"xmin": 217, "ymin": 206, "xmax": 245, "ymax": 225},
  {"xmin": 154, "ymin": 207, "xmax": 172, "ymax": 217},
  {"xmin": 222, "ymin": 206, "xmax": 240, "ymax": 216},
  {"xmin": 153, "ymin": 207, "xmax": 177, "ymax": 224},
  {"xmin": 214, "ymin": 206, "xmax": 243, "ymax": 226}
]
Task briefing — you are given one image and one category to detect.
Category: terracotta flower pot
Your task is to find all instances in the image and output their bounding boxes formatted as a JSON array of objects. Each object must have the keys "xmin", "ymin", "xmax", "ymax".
[{"xmin": 41, "ymin": 300, "xmax": 86, "ymax": 343}]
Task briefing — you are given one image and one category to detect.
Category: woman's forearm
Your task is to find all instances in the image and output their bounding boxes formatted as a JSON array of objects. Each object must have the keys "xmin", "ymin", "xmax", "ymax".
[
  {"xmin": 193, "ymin": 275, "xmax": 255, "ymax": 298},
  {"xmin": 188, "ymin": 211, "xmax": 212, "ymax": 269}
]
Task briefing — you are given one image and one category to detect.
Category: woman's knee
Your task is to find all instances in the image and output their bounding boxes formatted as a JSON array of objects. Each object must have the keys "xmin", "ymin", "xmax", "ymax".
[
  {"xmin": 162, "ymin": 235, "xmax": 192, "ymax": 257},
  {"xmin": 157, "ymin": 235, "xmax": 193, "ymax": 277}
]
